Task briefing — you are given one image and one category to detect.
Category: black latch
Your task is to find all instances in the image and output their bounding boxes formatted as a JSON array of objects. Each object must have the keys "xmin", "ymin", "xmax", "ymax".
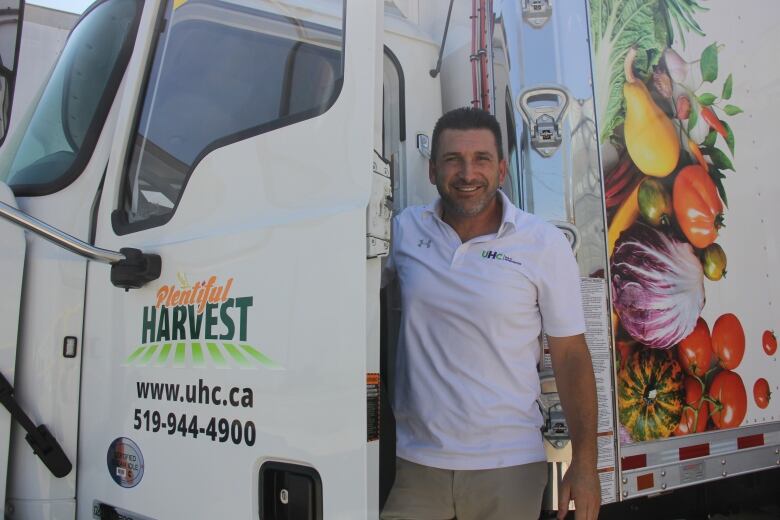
[
  {"xmin": 259, "ymin": 461, "xmax": 322, "ymax": 520},
  {"xmin": 110, "ymin": 248, "xmax": 162, "ymax": 290},
  {"xmin": 0, "ymin": 372, "xmax": 72, "ymax": 478}
]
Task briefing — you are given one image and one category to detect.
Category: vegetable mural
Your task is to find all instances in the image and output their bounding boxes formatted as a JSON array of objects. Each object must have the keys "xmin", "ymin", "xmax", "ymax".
[{"xmin": 591, "ymin": 0, "xmax": 775, "ymax": 441}]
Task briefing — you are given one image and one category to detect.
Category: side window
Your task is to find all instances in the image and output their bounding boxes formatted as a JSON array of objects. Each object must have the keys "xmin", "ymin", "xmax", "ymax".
[
  {"xmin": 117, "ymin": 0, "xmax": 345, "ymax": 232},
  {"xmin": 2, "ymin": 0, "xmax": 142, "ymax": 195}
]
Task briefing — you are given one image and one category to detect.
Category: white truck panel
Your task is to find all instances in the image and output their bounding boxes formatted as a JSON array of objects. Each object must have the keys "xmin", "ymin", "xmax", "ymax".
[
  {"xmin": 590, "ymin": 0, "xmax": 780, "ymax": 503},
  {"xmin": 0, "ymin": 183, "xmax": 25, "ymax": 511},
  {"xmin": 6, "ymin": 76, "xmax": 127, "ymax": 509}
]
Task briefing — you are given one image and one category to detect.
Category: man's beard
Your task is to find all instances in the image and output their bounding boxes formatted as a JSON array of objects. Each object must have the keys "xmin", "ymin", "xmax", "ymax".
[{"xmin": 437, "ymin": 182, "xmax": 498, "ymax": 218}]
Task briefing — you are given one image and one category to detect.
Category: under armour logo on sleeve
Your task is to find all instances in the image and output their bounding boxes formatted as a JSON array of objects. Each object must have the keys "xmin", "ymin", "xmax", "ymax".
[{"xmin": 418, "ymin": 239, "xmax": 432, "ymax": 248}]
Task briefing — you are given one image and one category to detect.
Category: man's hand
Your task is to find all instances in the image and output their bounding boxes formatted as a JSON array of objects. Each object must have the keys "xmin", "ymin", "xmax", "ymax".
[
  {"xmin": 547, "ymin": 333, "xmax": 600, "ymax": 520},
  {"xmin": 556, "ymin": 458, "xmax": 600, "ymax": 520}
]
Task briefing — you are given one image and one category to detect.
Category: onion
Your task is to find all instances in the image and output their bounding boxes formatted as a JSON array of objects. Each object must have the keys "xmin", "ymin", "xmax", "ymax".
[
  {"xmin": 663, "ymin": 48, "xmax": 689, "ymax": 84},
  {"xmin": 653, "ymin": 68, "xmax": 673, "ymax": 99},
  {"xmin": 611, "ymin": 223, "xmax": 704, "ymax": 349}
]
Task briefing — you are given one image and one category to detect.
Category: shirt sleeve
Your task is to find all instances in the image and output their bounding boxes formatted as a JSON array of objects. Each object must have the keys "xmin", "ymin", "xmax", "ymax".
[{"xmin": 537, "ymin": 228, "xmax": 586, "ymax": 337}]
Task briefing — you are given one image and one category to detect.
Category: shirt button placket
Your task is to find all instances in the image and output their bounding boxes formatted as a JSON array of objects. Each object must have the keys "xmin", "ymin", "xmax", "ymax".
[{"xmin": 451, "ymin": 243, "xmax": 469, "ymax": 267}]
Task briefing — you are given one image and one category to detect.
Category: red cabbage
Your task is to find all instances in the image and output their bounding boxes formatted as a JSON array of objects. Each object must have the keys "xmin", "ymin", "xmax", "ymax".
[{"xmin": 611, "ymin": 223, "xmax": 704, "ymax": 349}]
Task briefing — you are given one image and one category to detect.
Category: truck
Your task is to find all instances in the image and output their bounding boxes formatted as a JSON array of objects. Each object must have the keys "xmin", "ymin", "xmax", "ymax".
[{"xmin": 0, "ymin": 0, "xmax": 778, "ymax": 518}]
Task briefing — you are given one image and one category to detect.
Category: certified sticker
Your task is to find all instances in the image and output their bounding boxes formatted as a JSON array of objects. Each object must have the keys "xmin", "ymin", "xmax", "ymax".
[{"xmin": 107, "ymin": 437, "xmax": 144, "ymax": 488}]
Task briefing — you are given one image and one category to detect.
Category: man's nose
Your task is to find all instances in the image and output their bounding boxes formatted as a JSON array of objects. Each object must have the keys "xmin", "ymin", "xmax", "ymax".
[{"xmin": 458, "ymin": 159, "xmax": 479, "ymax": 182}]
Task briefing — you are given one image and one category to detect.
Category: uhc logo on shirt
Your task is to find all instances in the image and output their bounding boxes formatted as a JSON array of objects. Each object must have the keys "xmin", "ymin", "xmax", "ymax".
[{"xmin": 481, "ymin": 250, "xmax": 523, "ymax": 266}]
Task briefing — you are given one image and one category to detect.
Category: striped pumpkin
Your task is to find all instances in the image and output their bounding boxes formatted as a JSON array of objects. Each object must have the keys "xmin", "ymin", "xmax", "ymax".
[{"xmin": 618, "ymin": 348, "xmax": 684, "ymax": 441}]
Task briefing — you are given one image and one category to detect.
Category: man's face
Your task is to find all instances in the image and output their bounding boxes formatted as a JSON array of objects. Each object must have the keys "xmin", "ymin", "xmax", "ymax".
[{"xmin": 429, "ymin": 128, "xmax": 507, "ymax": 218}]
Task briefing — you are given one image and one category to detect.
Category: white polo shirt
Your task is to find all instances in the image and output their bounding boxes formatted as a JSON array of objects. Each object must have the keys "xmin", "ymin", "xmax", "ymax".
[{"xmin": 384, "ymin": 190, "xmax": 586, "ymax": 470}]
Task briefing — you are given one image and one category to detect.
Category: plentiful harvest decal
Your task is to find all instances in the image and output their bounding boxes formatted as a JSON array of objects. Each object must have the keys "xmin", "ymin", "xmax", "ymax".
[
  {"xmin": 590, "ymin": 0, "xmax": 774, "ymax": 441},
  {"xmin": 125, "ymin": 275, "xmax": 277, "ymax": 369}
]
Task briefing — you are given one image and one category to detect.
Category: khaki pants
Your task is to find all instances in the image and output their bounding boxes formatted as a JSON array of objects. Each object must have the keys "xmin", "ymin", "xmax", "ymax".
[{"xmin": 381, "ymin": 457, "xmax": 548, "ymax": 520}]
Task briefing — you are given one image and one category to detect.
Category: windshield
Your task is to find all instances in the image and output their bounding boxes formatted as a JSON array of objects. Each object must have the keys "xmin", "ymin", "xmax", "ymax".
[{"xmin": 0, "ymin": 0, "xmax": 141, "ymax": 196}]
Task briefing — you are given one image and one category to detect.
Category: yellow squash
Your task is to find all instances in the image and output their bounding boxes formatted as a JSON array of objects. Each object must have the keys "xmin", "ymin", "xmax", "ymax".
[
  {"xmin": 607, "ymin": 183, "xmax": 640, "ymax": 258},
  {"xmin": 623, "ymin": 48, "xmax": 680, "ymax": 177}
]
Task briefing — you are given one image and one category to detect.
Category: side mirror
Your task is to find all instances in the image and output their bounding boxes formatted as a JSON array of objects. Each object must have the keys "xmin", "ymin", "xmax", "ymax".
[{"xmin": 0, "ymin": 1, "xmax": 24, "ymax": 146}]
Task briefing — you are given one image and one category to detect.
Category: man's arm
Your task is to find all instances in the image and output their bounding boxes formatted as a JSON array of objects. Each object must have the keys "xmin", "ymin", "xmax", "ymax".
[{"xmin": 547, "ymin": 333, "xmax": 600, "ymax": 520}]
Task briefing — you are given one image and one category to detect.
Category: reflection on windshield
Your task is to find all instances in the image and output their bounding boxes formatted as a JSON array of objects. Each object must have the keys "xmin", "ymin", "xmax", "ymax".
[{"xmin": 0, "ymin": 0, "xmax": 140, "ymax": 195}]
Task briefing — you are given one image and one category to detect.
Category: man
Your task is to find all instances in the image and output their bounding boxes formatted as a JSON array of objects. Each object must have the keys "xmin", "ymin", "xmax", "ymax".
[{"xmin": 381, "ymin": 108, "xmax": 600, "ymax": 520}]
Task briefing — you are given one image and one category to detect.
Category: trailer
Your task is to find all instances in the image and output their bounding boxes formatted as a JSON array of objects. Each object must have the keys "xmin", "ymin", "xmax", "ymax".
[{"xmin": 0, "ymin": 0, "xmax": 778, "ymax": 518}]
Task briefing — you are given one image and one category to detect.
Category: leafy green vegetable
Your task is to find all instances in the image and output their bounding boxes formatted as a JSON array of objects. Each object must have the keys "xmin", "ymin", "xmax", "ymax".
[
  {"xmin": 698, "ymin": 93, "xmax": 716, "ymax": 105},
  {"xmin": 721, "ymin": 120, "xmax": 735, "ymax": 156},
  {"xmin": 703, "ymin": 130, "xmax": 717, "ymax": 148},
  {"xmin": 687, "ymin": 97, "xmax": 699, "ymax": 132},
  {"xmin": 709, "ymin": 166, "xmax": 728, "ymax": 208},
  {"xmin": 590, "ymin": 0, "xmax": 711, "ymax": 143},
  {"xmin": 703, "ymin": 146, "xmax": 734, "ymax": 171},
  {"xmin": 722, "ymin": 73, "xmax": 733, "ymax": 99},
  {"xmin": 701, "ymin": 43, "xmax": 718, "ymax": 82},
  {"xmin": 590, "ymin": 0, "xmax": 669, "ymax": 143},
  {"xmin": 663, "ymin": 0, "xmax": 707, "ymax": 48}
]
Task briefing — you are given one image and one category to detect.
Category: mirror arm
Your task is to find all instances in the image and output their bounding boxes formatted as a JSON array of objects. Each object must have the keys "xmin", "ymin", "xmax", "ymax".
[{"xmin": 0, "ymin": 200, "xmax": 161, "ymax": 289}]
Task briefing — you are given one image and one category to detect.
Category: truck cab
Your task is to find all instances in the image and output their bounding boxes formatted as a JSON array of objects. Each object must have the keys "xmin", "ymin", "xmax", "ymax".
[{"xmin": 2, "ymin": 1, "xmax": 779, "ymax": 519}]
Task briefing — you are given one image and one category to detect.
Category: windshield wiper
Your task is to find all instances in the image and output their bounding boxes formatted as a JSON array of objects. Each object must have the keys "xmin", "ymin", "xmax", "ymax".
[{"xmin": 0, "ymin": 372, "xmax": 72, "ymax": 478}]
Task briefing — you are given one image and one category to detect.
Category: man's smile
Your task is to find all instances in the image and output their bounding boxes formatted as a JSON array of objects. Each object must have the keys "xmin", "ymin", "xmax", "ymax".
[{"xmin": 453, "ymin": 185, "xmax": 483, "ymax": 193}]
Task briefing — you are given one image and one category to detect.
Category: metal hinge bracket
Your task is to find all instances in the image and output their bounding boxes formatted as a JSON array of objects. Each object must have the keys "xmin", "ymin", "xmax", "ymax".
[
  {"xmin": 517, "ymin": 86, "xmax": 570, "ymax": 158},
  {"xmin": 367, "ymin": 151, "xmax": 392, "ymax": 258}
]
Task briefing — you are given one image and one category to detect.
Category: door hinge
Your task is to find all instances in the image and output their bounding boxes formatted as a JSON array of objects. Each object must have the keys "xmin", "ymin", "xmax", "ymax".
[
  {"xmin": 517, "ymin": 86, "xmax": 570, "ymax": 158},
  {"xmin": 367, "ymin": 151, "xmax": 392, "ymax": 258},
  {"xmin": 522, "ymin": 0, "xmax": 553, "ymax": 29}
]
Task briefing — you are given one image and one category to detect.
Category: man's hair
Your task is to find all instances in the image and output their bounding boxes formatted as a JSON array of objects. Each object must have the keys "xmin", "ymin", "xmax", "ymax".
[{"xmin": 431, "ymin": 107, "xmax": 504, "ymax": 162}]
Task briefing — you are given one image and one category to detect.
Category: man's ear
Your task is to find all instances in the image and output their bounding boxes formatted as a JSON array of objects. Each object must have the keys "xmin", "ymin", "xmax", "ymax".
[
  {"xmin": 498, "ymin": 158, "xmax": 508, "ymax": 185},
  {"xmin": 428, "ymin": 159, "xmax": 437, "ymax": 185}
]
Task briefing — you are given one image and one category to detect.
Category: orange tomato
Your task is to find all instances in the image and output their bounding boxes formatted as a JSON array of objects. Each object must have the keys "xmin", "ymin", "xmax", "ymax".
[
  {"xmin": 712, "ymin": 313, "xmax": 745, "ymax": 370},
  {"xmin": 709, "ymin": 370, "xmax": 747, "ymax": 430},
  {"xmin": 753, "ymin": 378, "xmax": 771, "ymax": 409},
  {"xmin": 673, "ymin": 165, "xmax": 724, "ymax": 249},
  {"xmin": 674, "ymin": 376, "xmax": 709, "ymax": 436},
  {"xmin": 763, "ymin": 330, "xmax": 778, "ymax": 356},
  {"xmin": 677, "ymin": 317, "xmax": 712, "ymax": 378}
]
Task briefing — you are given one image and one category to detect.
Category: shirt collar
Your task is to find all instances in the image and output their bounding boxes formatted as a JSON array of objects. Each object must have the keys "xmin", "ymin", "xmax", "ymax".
[{"xmin": 422, "ymin": 189, "xmax": 518, "ymax": 237}]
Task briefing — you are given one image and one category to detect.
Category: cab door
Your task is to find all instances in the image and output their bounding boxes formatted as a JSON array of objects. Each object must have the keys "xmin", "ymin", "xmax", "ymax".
[
  {"xmin": 0, "ymin": 1, "xmax": 143, "ymax": 517},
  {"xmin": 78, "ymin": 1, "xmax": 380, "ymax": 518}
]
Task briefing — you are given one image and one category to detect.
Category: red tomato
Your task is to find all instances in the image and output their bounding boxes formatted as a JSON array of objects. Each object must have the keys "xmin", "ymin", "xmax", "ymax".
[
  {"xmin": 709, "ymin": 370, "xmax": 747, "ymax": 429},
  {"xmin": 672, "ymin": 165, "xmax": 724, "ymax": 249},
  {"xmin": 711, "ymin": 314, "xmax": 745, "ymax": 370},
  {"xmin": 674, "ymin": 377, "xmax": 709, "ymax": 436},
  {"xmin": 677, "ymin": 318, "xmax": 712, "ymax": 377},
  {"xmin": 753, "ymin": 378, "xmax": 771, "ymax": 409},
  {"xmin": 763, "ymin": 330, "xmax": 778, "ymax": 356}
]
